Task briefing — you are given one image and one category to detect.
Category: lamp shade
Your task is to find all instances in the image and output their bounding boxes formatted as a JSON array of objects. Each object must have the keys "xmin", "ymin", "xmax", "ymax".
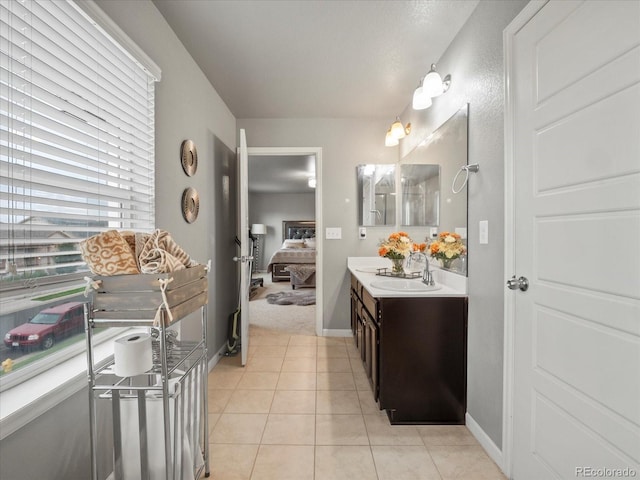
[
  {"xmin": 423, "ymin": 64, "xmax": 444, "ymax": 98},
  {"xmin": 251, "ymin": 223, "xmax": 267, "ymax": 235},
  {"xmin": 390, "ymin": 118, "xmax": 406, "ymax": 139},
  {"xmin": 412, "ymin": 86, "xmax": 432, "ymax": 110},
  {"xmin": 385, "ymin": 129, "xmax": 399, "ymax": 147}
]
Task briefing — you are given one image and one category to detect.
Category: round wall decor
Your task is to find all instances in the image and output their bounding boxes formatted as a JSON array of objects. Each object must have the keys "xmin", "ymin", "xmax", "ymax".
[
  {"xmin": 180, "ymin": 139, "xmax": 198, "ymax": 177},
  {"xmin": 181, "ymin": 187, "xmax": 200, "ymax": 223}
]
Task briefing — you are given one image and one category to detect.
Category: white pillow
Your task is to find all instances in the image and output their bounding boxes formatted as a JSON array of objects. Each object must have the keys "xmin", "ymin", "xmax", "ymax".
[
  {"xmin": 303, "ymin": 238, "xmax": 316, "ymax": 248},
  {"xmin": 282, "ymin": 239, "xmax": 305, "ymax": 249}
]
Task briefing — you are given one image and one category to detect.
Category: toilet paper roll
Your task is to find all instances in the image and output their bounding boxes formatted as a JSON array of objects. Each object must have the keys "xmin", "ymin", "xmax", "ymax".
[{"xmin": 114, "ymin": 333, "xmax": 153, "ymax": 377}]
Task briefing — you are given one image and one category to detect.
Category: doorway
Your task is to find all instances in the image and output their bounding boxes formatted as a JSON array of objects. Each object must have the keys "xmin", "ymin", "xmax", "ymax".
[{"xmin": 247, "ymin": 147, "xmax": 323, "ymax": 337}]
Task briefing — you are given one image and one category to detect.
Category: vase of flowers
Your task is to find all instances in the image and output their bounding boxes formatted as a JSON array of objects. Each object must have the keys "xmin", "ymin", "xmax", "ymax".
[
  {"xmin": 378, "ymin": 232, "xmax": 427, "ymax": 275},
  {"xmin": 429, "ymin": 232, "xmax": 466, "ymax": 270}
]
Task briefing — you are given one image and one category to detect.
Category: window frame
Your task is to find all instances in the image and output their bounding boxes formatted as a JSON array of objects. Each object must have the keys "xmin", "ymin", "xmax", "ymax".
[{"xmin": 0, "ymin": 0, "xmax": 160, "ymax": 428}]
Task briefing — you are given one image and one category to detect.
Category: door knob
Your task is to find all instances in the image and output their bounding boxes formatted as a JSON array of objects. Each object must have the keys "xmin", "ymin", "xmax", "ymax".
[{"xmin": 506, "ymin": 275, "xmax": 529, "ymax": 292}]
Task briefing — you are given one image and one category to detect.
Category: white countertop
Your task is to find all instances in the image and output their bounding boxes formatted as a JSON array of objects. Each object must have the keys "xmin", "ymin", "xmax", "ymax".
[{"xmin": 347, "ymin": 256, "xmax": 468, "ymax": 298}]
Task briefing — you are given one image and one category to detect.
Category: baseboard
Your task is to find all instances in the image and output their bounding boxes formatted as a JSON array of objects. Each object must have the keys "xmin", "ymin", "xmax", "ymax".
[
  {"xmin": 208, "ymin": 343, "xmax": 230, "ymax": 372},
  {"xmin": 322, "ymin": 328, "xmax": 352, "ymax": 337},
  {"xmin": 465, "ymin": 412, "xmax": 506, "ymax": 475}
]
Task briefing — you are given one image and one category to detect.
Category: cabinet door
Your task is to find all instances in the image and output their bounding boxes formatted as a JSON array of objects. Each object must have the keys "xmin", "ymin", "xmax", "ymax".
[{"xmin": 363, "ymin": 308, "xmax": 379, "ymax": 401}]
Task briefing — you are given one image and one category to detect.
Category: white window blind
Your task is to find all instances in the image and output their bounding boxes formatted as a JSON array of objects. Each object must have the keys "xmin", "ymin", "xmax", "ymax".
[{"xmin": 0, "ymin": 0, "xmax": 157, "ymax": 283}]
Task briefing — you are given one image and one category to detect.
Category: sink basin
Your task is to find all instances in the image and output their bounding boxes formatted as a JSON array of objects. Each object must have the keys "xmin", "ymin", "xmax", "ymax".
[{"xmin": 369, "ymin": 279, "xmax": 442, "ymax": 292}]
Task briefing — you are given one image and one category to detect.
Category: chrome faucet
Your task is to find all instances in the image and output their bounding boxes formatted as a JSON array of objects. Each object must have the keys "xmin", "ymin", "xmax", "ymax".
[{"xmin": 407, "ymin": 251, "xmax": 435, "ymax": 286}]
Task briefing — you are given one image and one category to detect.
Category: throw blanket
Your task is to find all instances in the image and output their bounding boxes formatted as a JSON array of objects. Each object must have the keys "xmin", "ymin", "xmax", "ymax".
[
  {"xmin": 138, "ymin": 229, "xmax": 197, "ymax": 274},
  {"xmin": 80, "ymin": 229, "xmax": 196, "ymax": 276}
]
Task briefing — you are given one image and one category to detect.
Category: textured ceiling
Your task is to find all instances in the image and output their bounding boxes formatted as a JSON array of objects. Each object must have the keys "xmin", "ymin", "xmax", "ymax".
[{"xmin": 152, "ymin": 0, "xmax": 479, "ymax": 120}]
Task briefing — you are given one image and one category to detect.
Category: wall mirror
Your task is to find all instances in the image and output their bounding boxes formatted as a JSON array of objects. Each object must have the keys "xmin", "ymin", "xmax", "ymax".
[
  {"xmin": 400, "ymin": 164, "xmax": 440, "ymax": 226},
  {"xmin": 357, "ymin": 164, "xmax": 396, "ymax": 226},
  {"xmin": 401, "ymin": 104, "xmax": 469, "ymax": 274}
]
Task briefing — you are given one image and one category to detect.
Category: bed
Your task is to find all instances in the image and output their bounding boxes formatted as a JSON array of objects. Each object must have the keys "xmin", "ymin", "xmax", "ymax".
[{"xmin": 267, "ymin": 220, "xmax": 316, "ymax": 288}]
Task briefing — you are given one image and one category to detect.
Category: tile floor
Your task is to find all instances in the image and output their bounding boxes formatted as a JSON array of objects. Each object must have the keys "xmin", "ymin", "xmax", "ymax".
[{"xmin": 203, "ymin": 327, "xmax": 506, "ymax": 480}]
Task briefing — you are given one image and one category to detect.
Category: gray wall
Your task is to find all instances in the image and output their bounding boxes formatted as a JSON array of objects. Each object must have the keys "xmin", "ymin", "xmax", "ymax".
[
  {"xmin": 399, "ymin": 0, "xmax": 528, "ymax": 448},
  {"xmin": 249, "ymin": 192, "xmax": 315, "ymax": 271},
  {"xmin": 238, "ymin": 119, "xmax": 399, "ymax": 330},
  {"xmin": 0, "ymin": 1, "xmax": 238, "ymax": 477}
]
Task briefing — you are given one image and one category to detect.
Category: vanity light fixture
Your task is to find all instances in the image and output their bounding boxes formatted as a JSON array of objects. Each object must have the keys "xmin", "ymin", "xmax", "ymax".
[
  {"xmin": 308, "ymin": 177, "xmax": 317, "ymax": 188},
  {"xmin": 385, "ymin": 117, "xmax": 411, "ymax": 147},
  {"xmin": 422, "ymin": 63, "xmax": 451, "ymax": 98},
  {"xmin": 412, "ymin": 78, "xmax": 432, "ymax": 110}
]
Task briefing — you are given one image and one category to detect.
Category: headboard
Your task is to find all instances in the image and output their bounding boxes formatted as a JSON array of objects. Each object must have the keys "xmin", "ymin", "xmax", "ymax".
[{"xmin": 283, "ymin": 220, "xmax": 315, "ymax": 240}]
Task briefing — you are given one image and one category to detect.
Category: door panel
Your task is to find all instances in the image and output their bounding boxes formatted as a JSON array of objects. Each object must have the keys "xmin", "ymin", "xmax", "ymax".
[
  {"xmin": 239, "ymin": 129, "xmax": 250, "ymax": 366},
  {"xmin": 510, "ymin": 1, "xmax": 640, "ymax": 477}
]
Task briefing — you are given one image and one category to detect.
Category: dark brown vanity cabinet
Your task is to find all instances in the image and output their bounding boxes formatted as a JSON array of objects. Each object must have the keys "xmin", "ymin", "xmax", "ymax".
[{"xmin": 350, "ymin": 274, "xmax": 468, "ymax": 425}]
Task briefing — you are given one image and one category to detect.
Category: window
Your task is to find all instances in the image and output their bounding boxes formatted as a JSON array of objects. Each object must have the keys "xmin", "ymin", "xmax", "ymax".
[{"xmin": 0, "ymin": 0, "xmax": 159, "ymax": 385}]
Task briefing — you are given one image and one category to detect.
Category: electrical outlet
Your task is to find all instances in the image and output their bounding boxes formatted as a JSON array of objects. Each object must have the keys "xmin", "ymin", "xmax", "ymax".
[
  {"xmin": 325, "ymin": 227, "xmax": 342, "ymax": 240},
  {"xmin": 359, "ymin": 227, "xmax": 366, "ymax": 239}
]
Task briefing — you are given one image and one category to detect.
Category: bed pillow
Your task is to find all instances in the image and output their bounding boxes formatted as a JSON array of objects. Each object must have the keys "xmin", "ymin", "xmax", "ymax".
[
  {"xmin": 282, "ymin": 239, "xmax": 305, "ymax": 249},
  {"xmin": 303, "ymin": 238, "xmax": 316, "ymax": 248}
]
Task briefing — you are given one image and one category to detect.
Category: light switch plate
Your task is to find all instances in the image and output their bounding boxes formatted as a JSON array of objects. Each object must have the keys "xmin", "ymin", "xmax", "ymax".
[
  {"xmin": 429, "ymin": 227, "xmax": 438, "ymax": 239},
  {"xmin": 359, "ymin": 227, "xmax": 366, "ymax": 239},
  {"xmin": 326, "ymin": 227, "xmax": 342, "ymax": 240},
  {"xmin": 479, "ymin": 220, "xmax": 489, "ymax": 244}
]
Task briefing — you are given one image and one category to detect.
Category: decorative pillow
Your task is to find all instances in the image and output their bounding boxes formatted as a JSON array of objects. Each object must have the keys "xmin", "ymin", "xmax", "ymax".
[
  {"xmin": 303, "ymin": 238, "xmax": 316, "ymax": 248},
  {"xmin": 282, "ymin": 239, "xmax": 305, "ymax": 249},
  {"xmin": 80, "ymin": 230, "xmax": 140, "ymax": 276}
]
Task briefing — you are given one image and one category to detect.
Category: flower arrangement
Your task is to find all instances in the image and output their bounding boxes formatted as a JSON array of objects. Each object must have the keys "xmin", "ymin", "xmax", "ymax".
[
  {"xmin": 429, "ymin": 232, "xmax": 466, "ymax": 268},
  {"xmin": 378, "ymin": 232, "xmax": 426, "ymax": 274}
]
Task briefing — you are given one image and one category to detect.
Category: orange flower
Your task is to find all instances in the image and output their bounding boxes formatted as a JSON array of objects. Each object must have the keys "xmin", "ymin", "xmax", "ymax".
[
  {"xmin": 389, "ymin": 232, "xmax": 400, "ymax": 240},
  {"xmin": 378, "ymin": 246, "xmax": 389, "ymax": 257},
  {"xmin": 413, "ymin": 243, "xmax": 427, "ymax": 252}
]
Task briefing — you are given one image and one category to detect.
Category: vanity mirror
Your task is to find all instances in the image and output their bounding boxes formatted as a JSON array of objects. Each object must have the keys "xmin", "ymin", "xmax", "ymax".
[
  {"xmin": 401, "ymin": 104, "xmax": 468, "ymax": 233},
  {"xmin": 400, "ymin": 164, "xmax": 440, "ymax": 226},
  {"xmin": 357, "ymin": 164, "xmax": 396, "ymax": 226}
]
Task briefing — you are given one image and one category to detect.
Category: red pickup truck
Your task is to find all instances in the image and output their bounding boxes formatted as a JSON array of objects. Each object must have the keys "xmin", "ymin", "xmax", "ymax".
[{"xmin": 4, "ymin": 301, "xmax": 85, "ymax": 350}]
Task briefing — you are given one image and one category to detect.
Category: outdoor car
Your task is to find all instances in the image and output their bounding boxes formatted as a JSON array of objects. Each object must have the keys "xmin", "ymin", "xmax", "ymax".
[{"xmin": 4, "ymin": 301, "xmax": 85, "ymax": 350}]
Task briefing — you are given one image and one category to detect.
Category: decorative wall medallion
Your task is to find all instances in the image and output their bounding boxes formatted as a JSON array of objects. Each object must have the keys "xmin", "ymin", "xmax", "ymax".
[
  {"xmin": 181, "ymin": 187, "xmax": 200, "ymax": 223},
  {"xmin": 180, "ymin": 139, "xmax": 198, "ymax": 177}
]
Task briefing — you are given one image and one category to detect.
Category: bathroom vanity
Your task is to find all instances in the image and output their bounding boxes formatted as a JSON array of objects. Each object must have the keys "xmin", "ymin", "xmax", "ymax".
[{"xmin": 348, "ymin": 257, "xmax": 468, "ymax": 425}]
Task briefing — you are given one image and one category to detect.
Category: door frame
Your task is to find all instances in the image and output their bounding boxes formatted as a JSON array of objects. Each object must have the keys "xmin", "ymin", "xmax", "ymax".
[
  {"xmin": 502, "ymin": 1, "xmax": 547, "ymax": 478},
  {"xmin": 246, "ymin": 146, "xmax": 323, "ymax": 337}
]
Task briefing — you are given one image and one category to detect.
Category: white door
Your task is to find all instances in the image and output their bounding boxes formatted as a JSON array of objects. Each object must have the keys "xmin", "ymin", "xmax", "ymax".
[
  {"xmin": 508, "ymin": 1, "xmax": 640, "ymax": 478},
  {"xmin": 238, "ymin": 129, "xmax": 251, "ymax": 366}
]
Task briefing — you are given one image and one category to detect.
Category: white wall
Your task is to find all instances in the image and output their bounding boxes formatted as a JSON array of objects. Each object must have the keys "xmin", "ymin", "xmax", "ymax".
[
  {"xmin": 249, "ymin": 192, "xmax": 315, "ymax": 271},
  {"xmin": 399, "ymin": 0, "xmax": 528, "ymax": 449}
]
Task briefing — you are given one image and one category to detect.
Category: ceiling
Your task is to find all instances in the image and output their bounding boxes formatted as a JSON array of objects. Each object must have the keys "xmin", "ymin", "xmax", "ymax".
[{"xmin": 152, "ymin": 0, "xmax": 479, "ymax": 192}]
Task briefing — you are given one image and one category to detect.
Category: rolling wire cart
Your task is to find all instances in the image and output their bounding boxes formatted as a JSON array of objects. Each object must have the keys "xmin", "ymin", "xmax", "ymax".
[{"xmin": 84, "ymin": 265, "xmax": 210, "ymax": 480}]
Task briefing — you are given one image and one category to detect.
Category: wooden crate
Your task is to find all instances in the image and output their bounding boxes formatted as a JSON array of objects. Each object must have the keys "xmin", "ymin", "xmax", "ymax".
[{"xmin": 91, "ymin": 265, "xmax": 208, "ymax": 323}]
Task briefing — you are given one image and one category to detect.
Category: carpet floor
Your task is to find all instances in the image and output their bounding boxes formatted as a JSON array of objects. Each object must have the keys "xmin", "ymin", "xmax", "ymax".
[{"xmin": 249, "ymin": 273, "xmax": 316, "ymax": 336}]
